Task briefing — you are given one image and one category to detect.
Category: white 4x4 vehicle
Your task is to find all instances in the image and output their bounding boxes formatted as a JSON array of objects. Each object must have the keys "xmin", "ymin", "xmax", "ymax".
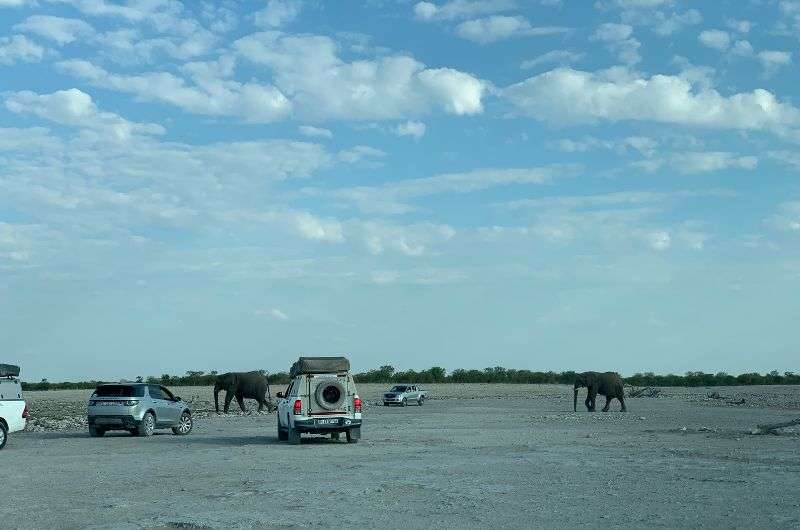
[
  {"xmin": 0, "ymin": 364, "xmax": 29, "ymax": 450},
  {"xmin": 276, "ymin": 357, "xmax": 362, "ymax": 444}
]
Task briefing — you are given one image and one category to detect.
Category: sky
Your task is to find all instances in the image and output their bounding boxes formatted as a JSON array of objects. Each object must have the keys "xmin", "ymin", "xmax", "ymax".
[{"xmin": 1, "ymin": 0, "xmax": 799, "ymax": 381}]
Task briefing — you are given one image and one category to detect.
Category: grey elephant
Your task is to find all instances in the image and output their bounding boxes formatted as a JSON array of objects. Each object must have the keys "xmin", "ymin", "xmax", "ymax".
[
  {"xmin": 573, "ymin": 371, "xmax": 627, "ymax": 412},
  {"xmin": 214, "ymin": 372, "xmax": 275, "ymax": 413}
]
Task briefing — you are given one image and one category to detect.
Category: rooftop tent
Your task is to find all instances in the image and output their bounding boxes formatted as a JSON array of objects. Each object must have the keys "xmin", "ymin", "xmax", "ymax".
[
  {"xmin": 0, "ymin": 364, "xmax": 20, "ymax": 378},
  {"xmin": 290, "ymin": 357, "xmax": 350, "ymax": 377}
]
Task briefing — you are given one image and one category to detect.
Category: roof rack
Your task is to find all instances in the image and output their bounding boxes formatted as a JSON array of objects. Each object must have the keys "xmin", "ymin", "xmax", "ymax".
[{"xmin": 0, "ymin": 364, "xmax": 20, "ymax": 378}]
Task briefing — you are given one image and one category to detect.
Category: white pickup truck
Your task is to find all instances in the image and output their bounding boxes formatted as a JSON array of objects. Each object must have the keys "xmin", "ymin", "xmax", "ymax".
[
  {"xmin": 383, "ymin": 384, "xmax": 428, "ymax": 406},
  {"xmin": 276, "ymin": 357, "xmax": 362, "ymax": 444},
  {"xmin": 0, "ymin": 364, "xmax": 28, "ymax": 450}
]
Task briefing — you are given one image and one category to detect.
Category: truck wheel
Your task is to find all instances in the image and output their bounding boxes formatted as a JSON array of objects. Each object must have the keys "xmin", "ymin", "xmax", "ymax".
[
  {"xmin": 277, "ymin": 422, "xmax": 288, "ymax": 441},
  {"xmin": 401, "ymin": 398, "xmax": 407, "ymax": 407},
  {"xmin": 171, "ymin": 412, "xmax": 193, "ymax": 435},
  {"xmin": 0, "ymin": 422, "xmax": 7, "ymax": 450},
  {"xmin": 418, "ymin": 396, "xmax": 424, "ymax": 406},
  {"xmin": 137, "ymin": 412, "xmax": 155, "ymax": 437},
  {"xmin": 88, "ymin": 425, "xmax": 105, "ymax": 437},
  {"xmin": 346, "ymin": 427, "xmax": 360, "ymax": 443},
  {"xmin": 287, "ymin": 427, "xmax": 301, "ymax": 445}
]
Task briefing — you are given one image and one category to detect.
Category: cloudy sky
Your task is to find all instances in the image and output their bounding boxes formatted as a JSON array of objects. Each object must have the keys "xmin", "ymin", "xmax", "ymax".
[{"xmin": 1, "ymin": 0, "xmax": 799, "ymax": 380}]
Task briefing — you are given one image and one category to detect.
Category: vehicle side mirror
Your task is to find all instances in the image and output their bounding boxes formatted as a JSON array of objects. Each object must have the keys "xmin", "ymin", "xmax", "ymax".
[{"xmin": 276, "ymin": 392, "xmax": 284, "ymax": 399}]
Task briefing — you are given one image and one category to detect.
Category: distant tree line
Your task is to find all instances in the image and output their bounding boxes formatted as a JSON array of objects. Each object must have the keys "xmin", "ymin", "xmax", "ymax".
[{"xmin": 19, "ymin": 367, "xmax": 800, "ymax": 391}]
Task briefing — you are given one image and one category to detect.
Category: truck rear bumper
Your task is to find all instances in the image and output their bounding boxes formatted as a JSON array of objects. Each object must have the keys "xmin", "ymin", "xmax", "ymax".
[{"xmin": 293, "ymin": 417, "xmax": 362, "ymax": 433}]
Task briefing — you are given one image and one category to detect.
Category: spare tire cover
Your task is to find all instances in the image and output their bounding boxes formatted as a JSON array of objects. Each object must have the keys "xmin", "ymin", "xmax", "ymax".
[{"xmin": 314, "ymin": 379, "xmax": 346, "ymax": 410}]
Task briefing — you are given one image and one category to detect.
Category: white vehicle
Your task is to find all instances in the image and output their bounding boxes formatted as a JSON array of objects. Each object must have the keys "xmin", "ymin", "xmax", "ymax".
[
  {"xmin": 0, "ymin": 364, "xmax": 28, "ymax": 450},
  {"xmin": 383, "ymin": 384, "xmax": 428, "ymax": 406},
  {"xmin": 276, "ymin": 357, "xmax": 362, "ymax": 444}
]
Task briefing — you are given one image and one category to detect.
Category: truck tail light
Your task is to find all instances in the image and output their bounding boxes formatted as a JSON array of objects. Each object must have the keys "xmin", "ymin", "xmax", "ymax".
[
  {"xmin": 293, "ymin": 399, "xmax": 302, "ymax": 415},
  {"xmin": 353, "ymin": 396, "xmax": 362, "ymax": 413},
  {"xmin": 22, "ymin": 404, "xmax": 29, "ymax": 419}
]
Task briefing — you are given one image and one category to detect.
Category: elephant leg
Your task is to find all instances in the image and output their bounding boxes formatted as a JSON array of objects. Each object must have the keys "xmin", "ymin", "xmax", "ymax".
[
  {"xmin": 236, "ymin": 393, "xmax": 246, "ymax": 412},
  {"xmin": 224, "ymin": 391, "xmax": 234, "ymax": 413},
  {"xmin": 602, "ymin": 396, "xmax": 611, "ymax": 412},
  {"xmin": 587, "ymin": 389, "xmax": 597, "ymax": 411},
  {"xmin": 257, "ymin": 399, "xmax": 264, "ymax": 412},
  {"xmin": 619, "ymin": 395, "xmax": 627, "ymax": 412}
]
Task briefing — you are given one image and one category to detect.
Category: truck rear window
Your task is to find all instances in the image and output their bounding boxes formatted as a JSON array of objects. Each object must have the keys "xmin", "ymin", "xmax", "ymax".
[{"xmin": 93, "ymin": 385, "xmax": 144, "ymax": 397}]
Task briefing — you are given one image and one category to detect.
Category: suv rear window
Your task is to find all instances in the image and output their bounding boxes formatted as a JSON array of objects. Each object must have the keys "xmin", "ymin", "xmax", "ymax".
[{"xmin": 94, "ymin": 385, "xmax": 144, "ymax": 397}]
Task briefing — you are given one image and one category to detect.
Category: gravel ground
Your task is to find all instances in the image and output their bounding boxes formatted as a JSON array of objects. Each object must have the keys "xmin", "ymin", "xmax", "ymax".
[{"xmin": 4, "ymin": 384, "xmax": 800, "ymax": 528}]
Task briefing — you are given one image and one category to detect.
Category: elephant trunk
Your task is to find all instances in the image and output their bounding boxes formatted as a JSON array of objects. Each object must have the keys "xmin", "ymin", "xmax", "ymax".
[{"xmin": 573, "ymin": 386, "xmax": 579, "ymax": 412}]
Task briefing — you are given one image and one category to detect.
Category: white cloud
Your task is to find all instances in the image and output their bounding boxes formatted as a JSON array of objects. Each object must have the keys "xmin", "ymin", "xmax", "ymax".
[
  {"xmin": 669, "ymin": 151, "xmax": 758, "ymax": 174},
  {"xmin": 698, "ymin": 29, "xmax": 730, "ymax": 51},
  {"xmin": 548, "ymin": 135, "xmax": 658, "ymax": 156},
  {"xmin": 57, "ymin": 59, "xmax": 292, "ymax": 123},
  {"xmin": 0, "ymin": 0, "xmax": 29, "ymax": 6},
  {"xmin": 337, "ymin": 145, "xmax": 386, "ymax": 164},
  {"xmin": 726, "ymin": 19, "xmax": 752, "ymax": 33},
  {"xmin": 456, "ymin": 16, "xmax": 569, "ymax": 44},
  {"xmin": 0, "ymin": 34, "xmax": 44, "ymax": 65},
  {"xmin": 503, "ymin": 67, "xmax": 800, "ymax": 132},
  {"xmin": 757, "ymin": 50, "xmax": 792, "ymax": 75},
  {"xmin": 292, "ymin": 212, "xmax": 344, "ymax": 242},
  {"xmin": 591, "ymin": 23, "xmax": 640, "ymax": 64},
  {"xmin": 393, "ymin": 120, "xmax": 427, "ymax": 139},
  {"xmin": 599, "ymin": 1, "xmax": 701, "ymax": 36},
  {"xmin": 499, "ymin": 189, "xmax": 735, "ymax": 211},
  {"xmin": 521, "ymin": 50, "xmax": 584, "ymax": 69},
  {"xmin": 14, "ymin": 15, "xmax": 95, "ymax": 45},
  {"xmin": 314, "ymin": 166, "xmax": 571, "ymax": 215},
  {"xmin": 593, "ymin": 22, "xmax": 633, "ymax": 41},
  {"xmin": 254, "ymin": 308, "xmax": 290, "ymax": 321},
  {"xmin": 413, "ymin": 0, "xmax": 516, "ymax": 21},
  {"xmin": 5, "ymin": 89, "xmax": 164, "ymax": 140},
  {"xmin": 357, "ymin": 221, "xmax": 455, "ymax": 256},
  {"xmin": 731, "ymin": 39, "xmax": 754, "ymax": 57},
  {"xmin": 766, "ymin": 201, "xmax": 800, "ymax": 232},
  {"xmin": 645, "ymin": 230, "xmax": 671, "ymax": 251},
  {"xmin": 298, "ymin": 125, "xmax": 333, "ymax": 139},
  {"xmin": 233, "ymin": 32, "xmax": 486, "ymax": 121},
  {"xmin": 255, "ymin": 0, "xmax": 303, "ymax": 28}
]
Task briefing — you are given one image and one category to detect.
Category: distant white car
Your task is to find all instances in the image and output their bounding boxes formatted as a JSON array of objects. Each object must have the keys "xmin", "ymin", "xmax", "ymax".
[
  {"xmin": 383, "ymin": 384, "xmax": 427, "ymax": 406},
  {"xmin": 0, "ymin": 364, "xmax": 28, "ymax": 450}
]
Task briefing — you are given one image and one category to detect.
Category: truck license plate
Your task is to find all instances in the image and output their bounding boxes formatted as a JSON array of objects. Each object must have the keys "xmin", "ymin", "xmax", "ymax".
[{"xmin": 316, "ymin": 418, "xmax": 340, "ymax": 426}]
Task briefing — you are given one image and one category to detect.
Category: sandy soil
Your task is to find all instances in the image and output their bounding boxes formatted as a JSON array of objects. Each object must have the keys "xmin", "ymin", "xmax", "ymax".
[{"xmin": 3, "ymin": 384, "xmax": 799, "ymax": 529}]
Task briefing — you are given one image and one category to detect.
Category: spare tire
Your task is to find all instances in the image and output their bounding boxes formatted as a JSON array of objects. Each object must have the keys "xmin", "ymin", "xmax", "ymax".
[{"xmin": 314, "ymin": 379, "xmax": 346, "ymax": 410}]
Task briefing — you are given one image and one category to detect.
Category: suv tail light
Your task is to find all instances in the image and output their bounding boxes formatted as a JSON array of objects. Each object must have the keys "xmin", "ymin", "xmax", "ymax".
[
  {"xmin": 353, "ymin": 396, "xmax": 362, "ymax": 413},
  {"xmin": 293, "ymin": 399, "xmax": 302, "ymax": 415},
  {"xmin": 22, "ymin": 404, "xmax": 29, "ymax": 419}
]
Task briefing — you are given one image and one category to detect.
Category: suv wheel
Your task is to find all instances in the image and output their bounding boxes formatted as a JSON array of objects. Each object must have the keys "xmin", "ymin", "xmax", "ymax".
[
  {"xmin": 172, "ymin": 412, "xmax": 193, "ymax": 435},
  {"xmin": 0, "ymin": 422, "xmax": 7, "ymax": 450},
  {"xmin": 88, "ymin": 425, "xmax": 105, "ymax": 437},
  {"xmin": 418, "ymin": 396, "xmax": 425, "ymax": 406},
  {"xmin": 287, "ymin": 427, "xmax": 301, "ymax": 445},
  {"xmin": 346, "ymin": 427, "xmax": 360, "ymax": 443},
  {"xmin": 137, "ymin": 412, "xmax": 155, "ymax": 437},
  {"xmin": 401, "ymin": 398, "xmax": 407, "ymax": 407},
  {"xmin": 277, "ymin": 421, "xmax": 288, "ymax": 441}
]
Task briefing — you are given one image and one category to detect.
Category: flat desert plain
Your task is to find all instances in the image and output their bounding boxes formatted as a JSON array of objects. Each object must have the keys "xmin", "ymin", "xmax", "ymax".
[{"xmin": 3, "ymin": 384, "xmax": 799, "ymax": 529}]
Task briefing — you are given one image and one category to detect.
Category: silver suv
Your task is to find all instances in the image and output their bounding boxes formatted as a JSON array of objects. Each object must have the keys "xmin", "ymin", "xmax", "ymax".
[{"xmin": 87, "ymin": 383, "xmax": 192, "ymax": 437}]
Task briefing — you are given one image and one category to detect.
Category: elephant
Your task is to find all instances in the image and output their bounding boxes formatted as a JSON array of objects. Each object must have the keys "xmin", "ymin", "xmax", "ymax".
[
  {"xmin": 573, "ymin": 371, "xmax": 627, "ymax": 412},
  {"xmin": 214, "ymin": 372, "xmax": 275, "ymax": 413}
]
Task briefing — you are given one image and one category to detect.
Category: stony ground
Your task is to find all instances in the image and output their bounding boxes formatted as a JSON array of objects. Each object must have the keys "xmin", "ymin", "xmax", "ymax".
[{"xmin": 4, "ymin": 384, "xmax": 800, "ymax": 528}]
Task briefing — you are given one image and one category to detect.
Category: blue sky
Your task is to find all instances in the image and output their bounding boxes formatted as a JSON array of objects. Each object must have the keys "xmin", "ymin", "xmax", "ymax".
[{"xmin": 1, "ymin": 0, "xmax": 799, "ymax": 380}]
